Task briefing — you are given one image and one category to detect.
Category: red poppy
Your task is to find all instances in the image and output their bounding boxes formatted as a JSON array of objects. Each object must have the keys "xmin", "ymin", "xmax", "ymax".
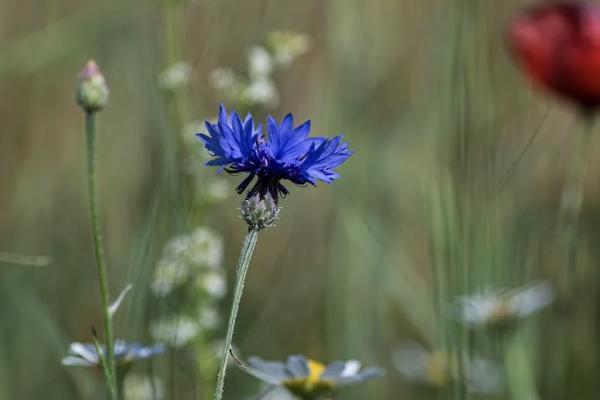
[{"xmin": 507, "ymin": 1, "xmax": 600, "ymax": 111}]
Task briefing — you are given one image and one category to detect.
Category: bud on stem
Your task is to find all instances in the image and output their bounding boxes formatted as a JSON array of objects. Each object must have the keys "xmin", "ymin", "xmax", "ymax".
[
  {"xmin": 240, "ymin": 193, "xmax": 279, "ymax": 230},
  {"xmin": 76, "ymin": 60, "xmax": 109, "ymax": 113}
]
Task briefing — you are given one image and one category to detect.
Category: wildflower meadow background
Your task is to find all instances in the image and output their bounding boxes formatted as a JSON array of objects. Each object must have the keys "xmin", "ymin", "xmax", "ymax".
[{"xmin": 3, "ymin": 0, "xmax": 600, "ymax": 399}]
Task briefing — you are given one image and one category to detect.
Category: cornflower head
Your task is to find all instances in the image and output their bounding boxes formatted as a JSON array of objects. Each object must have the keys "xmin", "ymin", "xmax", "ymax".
[
  {"xmin": 457, "ymin": 283, "xmax": 553, "ymax": 329},
  {"xmin": 393, "ymin": 343, "xmax": 503, "ymax": 394},
  {"xmin": 151, "ymin": 227, "xmax": 224, "ymax": 297},
  {"xmin": 237, "ymin": 354, "xmax": 383, "ymax": 400},
  {"xmin": 197, "ymin": 105, "xmax": 352, "ymax": 228},
  {"xmin": 76, "ymin": 60, "xmax": 109, "ymax": 113}
]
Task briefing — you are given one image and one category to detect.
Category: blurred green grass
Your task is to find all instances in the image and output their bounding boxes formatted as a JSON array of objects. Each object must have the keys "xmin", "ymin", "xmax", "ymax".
[{"xmin": 3, "ymin": 0, "xmax": 600, "ymax": 399}]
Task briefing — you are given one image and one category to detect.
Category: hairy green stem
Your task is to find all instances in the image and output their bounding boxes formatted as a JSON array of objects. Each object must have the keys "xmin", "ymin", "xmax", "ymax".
[
  {"xmin": 85, "ymin": 111, "xmax": 118, "ymax": 399},
  {"xmin": 214, "ymin": 229, "xmax": 260, "ymax": 400}
]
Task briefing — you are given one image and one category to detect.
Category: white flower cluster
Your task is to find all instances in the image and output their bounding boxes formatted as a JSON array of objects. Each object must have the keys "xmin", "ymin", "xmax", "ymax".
[
  {"xmin": 267, "ymin": 31, "xmax": 310, "ymax": 67},
  {"xmin": 151, "ymin": 227, "xmax": 224, "ymax": 296},
  {"xmin": 151, "ymin": 315, "xmax": 201, "ymax": 348},
  {"xmin": 210, "ymin": 31, "xmax": 310, "ymax": 110},
  {"xmin": 151, "ymin": 227, "xmax": 227, "ymax": 348}
]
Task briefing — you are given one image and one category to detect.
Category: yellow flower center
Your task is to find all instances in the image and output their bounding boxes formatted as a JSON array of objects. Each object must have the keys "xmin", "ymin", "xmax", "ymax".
[
  {"xmin": 425, "ymin": 352, "xmax": 450, "ymax": 387},
  {"xmin": 283, "ymin": 359, "xmax": 333, "ymax": 399},
  {"xmin": 488, "ymin": 298, "xmax": 513, "ymax": 325},
  {"xmin": 307, "ymin": 359, "xmax": 326, "ymax": 384}
]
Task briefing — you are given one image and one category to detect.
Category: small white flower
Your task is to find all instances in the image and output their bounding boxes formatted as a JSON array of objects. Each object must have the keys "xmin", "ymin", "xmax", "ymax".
[
  {"xmin": 393, "ymin": 342, "xmax": 503, "ymax": 393},
  {"xmin": 510, "ymin": 283, "xmax": 553, "ymax": 318},
  {"xmin": 152, "ymin": 228, "xmax": 224, "ymax": 296},
  {"xmin": 198, "ymin": 306, "xmax": 220, "ymax": 330},
  {"xmin": 458, "ymin": 283, "xmax": 553, "ymax": 327},
  {"xmin": 151, "ymin": 317, "xmax": 200, "ymax": 348},
  {"xmin": 393, "ymin": 343, "xmax": 450, "ymax": 387},
  {"xmin": 62, "ymin": 341, "xmax": 164, "ymax": 367},
  {"xmin": 188, "ymin": 228, "xmax": 224, "ymax": 269},
  {"xmin": 158, "ymin": 62, "xmax": 192, "ymax": 91},
  {"xmin": 240, "ymin": 354, "xmax": 383, "ymax": 398},
  {"xmin": 151, "ymin": 260, "xmax": 188, "ymax": 297},
  {"xmin": 210, "ymin": 68, "xmax": 240, "ymax": 93},
  {"xmin": 465, "ymin": 358, "xmax": 504, "ymax": 395},
  {"xmin": 206, "ymin": 179, "xmax": 230, "ymax": 201},
  {"xmin": 201, "ymin": 271, "xmax": 227, "ymax": 299},
  {"xmin": 248, "ymin": 46, "xmax": 274, "ymax": 80},
  {"xmin": 267, "ymin": 31, "xmax": 310, "ymax": 67},
  {"xmin": 245, "ymin": 79, "xmax": 279, "ymax": 107}
]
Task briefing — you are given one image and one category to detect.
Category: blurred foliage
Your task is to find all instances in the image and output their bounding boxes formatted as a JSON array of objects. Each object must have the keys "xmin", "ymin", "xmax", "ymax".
[{"xmin": 2, "ymin": 0, "xmax": 600, "ymax": 399}]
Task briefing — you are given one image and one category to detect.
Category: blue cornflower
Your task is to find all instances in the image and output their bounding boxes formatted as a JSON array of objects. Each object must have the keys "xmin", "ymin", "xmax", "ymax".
[
  {"xmin": 62, "ymin": 341, "xmax": 164, "ymax": 368},
  {"xmin": 197, "ymin": 104, "xmax": 352, "ymax": 203}
]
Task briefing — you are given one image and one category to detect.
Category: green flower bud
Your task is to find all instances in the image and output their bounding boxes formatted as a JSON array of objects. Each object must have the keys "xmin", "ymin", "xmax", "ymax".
[
  {"xmin": 241, "ymin": 193, "xmax": 279, "ymax": 230},
  {"xmin": 76, "ymin": 60, "xmax": 109, "ymax": 112}
]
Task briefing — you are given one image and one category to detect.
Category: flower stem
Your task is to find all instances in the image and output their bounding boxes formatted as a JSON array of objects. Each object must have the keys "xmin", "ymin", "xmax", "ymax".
[
  {"xmin": 214, "ymin": 229, "xmax": 259, "ymax": 400},
  {"xmin": 551, "ymin": 114, "xmax": 594, "ymax": 398},
  {"xmin": 85, "ymin": 111, "xmax": 118, "ymax": 400},
  {"xmin": 562, "ymin": 116, "xmax": 593, "ymax": 276},
  {"xmin": 502, "ymin": 331, "xmax": 540, "ymax": 400}
]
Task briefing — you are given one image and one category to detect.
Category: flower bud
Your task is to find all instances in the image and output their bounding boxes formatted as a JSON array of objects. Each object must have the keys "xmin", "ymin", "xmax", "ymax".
[
  {"xmin": 76, "ymin": 60, "xmax": 109, "ymax": 112},
  {"xmin": 241, "ymin": 193, "xmax": 279, "ymax": 230}
]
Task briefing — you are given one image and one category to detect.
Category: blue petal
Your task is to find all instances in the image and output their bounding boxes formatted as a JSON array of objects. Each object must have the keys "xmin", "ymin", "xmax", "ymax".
[
  {"xmin": 198, "ymin": 104, "xmax": 261, "ymax": 171},
  {"xmin": 295, "ymin": 135, "xmax": 352, "ymax": 185},
  {"xmin": 266, "ymin": 115, "xmax": 314, "ymax": 161}
]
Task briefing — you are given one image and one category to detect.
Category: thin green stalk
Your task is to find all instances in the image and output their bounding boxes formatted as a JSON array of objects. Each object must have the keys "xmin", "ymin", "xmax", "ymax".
[
  {"xmin": 161, "ymin": 0, "xmax": 190, "ymax": 224},
  {"xmin": 502, "ymin": 331, "xmax": 540, "ymax": 400},
  {"xmin": 85, "ymin": 111, "xmax": 118, "ymax": 400},
  {"xmin": 552, "ymin": 115, "xmax": 594, "ymax": 398},
  {"xmin": 562, "ymin": 116, "xmax": 593, "ymax": 279},
  {"xmin": 116, "ymin": 369, "xmax": 127, "ymax": 400},
  {"xmin": 162, "ymin": 0, "xmax": 188, "ymax": 146},
  {"xmin": 214, "ymin": 229, "xmax": 260, "ymax": 400}
]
